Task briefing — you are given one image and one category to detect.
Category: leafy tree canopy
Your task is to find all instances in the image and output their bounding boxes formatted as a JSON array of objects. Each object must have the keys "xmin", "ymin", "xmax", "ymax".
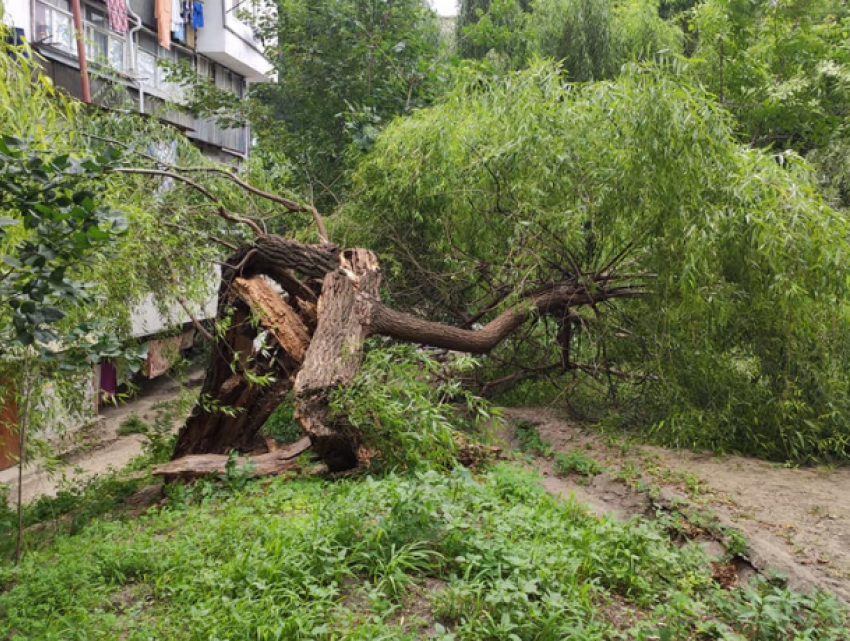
[{"xmin": 344, "ymin": 61, "xmax": 850, "ymax": 462}]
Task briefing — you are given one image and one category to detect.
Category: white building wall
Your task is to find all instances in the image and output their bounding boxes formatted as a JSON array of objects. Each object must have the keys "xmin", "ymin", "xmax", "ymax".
[
  {"xmin": 2, "ymin": 1, "xmax": 31, "ymax": 35},
  {"xmin": 195, "ymin": 0, "xmax": 271, "ymax": 81}
]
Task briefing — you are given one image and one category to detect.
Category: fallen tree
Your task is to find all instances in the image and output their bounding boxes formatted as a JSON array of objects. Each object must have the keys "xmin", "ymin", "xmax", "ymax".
[{"xmin": 166, "ymin": 227, "xmax": 644, "ymax": 472}]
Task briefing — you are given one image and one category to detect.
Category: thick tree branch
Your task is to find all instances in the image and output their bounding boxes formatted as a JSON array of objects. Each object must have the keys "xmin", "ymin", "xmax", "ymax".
[{"xmin": 366, "ymin": 283, "xmax": 645, "ymax": 354}]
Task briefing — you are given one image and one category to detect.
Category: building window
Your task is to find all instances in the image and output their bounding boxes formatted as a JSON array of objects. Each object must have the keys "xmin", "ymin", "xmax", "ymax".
[
  {"xmin": 137, "ymin": 31, "xmax": 193, "ymax": 97},
  {"xmin": 85, "ymin": 7, "xmax": 124, "ymax": 72},
  {"xmin": 215, "ymin": 66, "xmax": 244, "ymax": 98},
  {"xmin": 34, "ymin": 0, "xmax": 75, "ymax": 55}
]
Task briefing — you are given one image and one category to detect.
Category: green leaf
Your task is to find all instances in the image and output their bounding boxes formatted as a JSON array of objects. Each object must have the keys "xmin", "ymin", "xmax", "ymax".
[{"xmin": 1, "ymin": 255, "xmax": 23, "ymax": 269}]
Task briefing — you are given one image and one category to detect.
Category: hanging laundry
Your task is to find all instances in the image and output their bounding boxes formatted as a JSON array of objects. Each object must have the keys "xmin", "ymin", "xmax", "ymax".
[
  {"xmin": 171, "ymin": 0, "xmax": 185, "ymax": 42},
  {"xmin": 156, "ymin": 0, "xmax": 171, "ymax": 49},
  {"xmin": 3, "ymin": 27, "xmax": 25, "ymax": 46},
  {"xmin": 192, "ymin": 1, "xmax": 205, "ymax": 29},
  {"xmin": 2, "ymin": 27, "xmax": 28, "ymax": 59},
  {"xmin": 105, "ymin": 0, "xmax": 128, "ymax": 35}
]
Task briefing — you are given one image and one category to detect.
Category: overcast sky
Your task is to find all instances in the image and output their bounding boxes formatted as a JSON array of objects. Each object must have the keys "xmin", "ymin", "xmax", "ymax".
[{"xmin": 430, "ymin": 0, "xmax": 459, "ymax": 16}]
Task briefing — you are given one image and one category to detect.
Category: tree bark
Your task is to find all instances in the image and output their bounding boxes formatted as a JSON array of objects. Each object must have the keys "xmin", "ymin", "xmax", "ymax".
[
  {"xmin": 294, "ymin": 249, "xmax": 382, "ymax": 471},
  {"xmin": 172, "ymin": 273, "xmax": 311, "ymax": 457},
  {"xmin": 155, "ymin": 436, "xmax": 312, "ymax": 480}
]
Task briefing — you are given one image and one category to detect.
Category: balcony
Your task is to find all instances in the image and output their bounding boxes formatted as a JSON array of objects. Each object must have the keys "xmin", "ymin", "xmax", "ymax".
[
  {"xmin": 34, "ymin": 0, "xmax": 127, "ymax": 73},
  {"xmin": 195, "ymin": 0, "xmax": 272, "ymax": 82}
]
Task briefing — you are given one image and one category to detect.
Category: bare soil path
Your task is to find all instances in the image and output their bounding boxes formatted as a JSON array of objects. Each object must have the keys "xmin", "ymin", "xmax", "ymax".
[
  {"xmin": 0, "ymin": 369, "xmax": 201, "ymax": 505},
  {"xmin": 503, "ymin": 407, "xmax": 850, "ymax": 606}
]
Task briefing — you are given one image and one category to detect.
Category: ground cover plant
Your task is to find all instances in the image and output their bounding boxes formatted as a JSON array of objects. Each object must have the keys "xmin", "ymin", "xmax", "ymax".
[{"xmin": 2, "ymin": 464, "xmax": 848, "ymax": 640}]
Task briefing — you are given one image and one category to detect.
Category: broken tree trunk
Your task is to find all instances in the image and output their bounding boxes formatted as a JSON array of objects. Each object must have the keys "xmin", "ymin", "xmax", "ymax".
[
  {"xmin": 170, "ymin": 235, "xmax": 644, "ymax": 476},
  {"xmin": 293, "ymin": 248, "xmax": 381, "ymax": 471},
  {"xmin": 172, "ymin": 253, "xmax": 313, "ymax": 458}
]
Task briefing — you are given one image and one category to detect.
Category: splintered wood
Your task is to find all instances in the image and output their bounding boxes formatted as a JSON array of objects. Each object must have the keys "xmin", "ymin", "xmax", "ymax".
[{"xmin": 232, "ymin": 276, "xmax": 310, "ymax": 363}]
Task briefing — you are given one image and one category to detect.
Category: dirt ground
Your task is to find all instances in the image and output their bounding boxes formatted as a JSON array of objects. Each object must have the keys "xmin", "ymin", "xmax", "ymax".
[
  {"xmin": 0, "ymin": 369, "xmax": 201, "ymax": 505},
  {"xmin": 503, "ymin": 407, "xmax": 850, "ymax": 606}
]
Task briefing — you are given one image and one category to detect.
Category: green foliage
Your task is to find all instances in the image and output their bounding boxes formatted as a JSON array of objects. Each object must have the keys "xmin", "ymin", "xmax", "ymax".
[
  {"xmin": 347, "ymin": 61, "xmax": 850, "ymax": 462},
  {"xmin": 456, "ymin": 0, "xmax": 682, "ymax": 77},
  {"xmin": 530, "ymin": 0, "xmax": 618, "ymax": 80},
  {"xmin": 0, "ymin": 136, "xmax": 126, "ymax": 349},
  {"xmin": 245, "ymin": 0, "xmax": 446, "ymax": 206},
  {"xmin": 515, "ymin": 420, "xmax": 554, "ymax": 457},
  {"xmin": 117, "ymin": 413, "xmax": 148, "ymax": 436},
  {"xmin": 329, "ymin": 345, "xmax": 495, "ymax": 471},
  {"xmin": 688, "ymin": 0, "xmax": 850, "ymax": 153},
  {"xmin": 2, "ymin": 465, "xmax": 847, "ymax": 639},
  {"xmin": 553, "ymin": 449, "xmax": 604, "ymax": 477},
  {"xmin": 0, "ymin": 467, "xmax": 155, "ymax": 560},
  {"xmin": 261, "ymin": 399, "xmax": 303, "ymax": 444},
  {"xmin": 457, "ymin": 0, "xmax": 532, "ymax": 65},
  {"xmin": 220, "ymin": 451, "xmax": 256, "ymax": 493}
]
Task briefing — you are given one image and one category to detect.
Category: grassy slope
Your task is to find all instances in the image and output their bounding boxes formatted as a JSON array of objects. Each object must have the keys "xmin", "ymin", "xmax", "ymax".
[{"xmin": 1, "ymin": 464, "xmax": 848, "ymax": 641}]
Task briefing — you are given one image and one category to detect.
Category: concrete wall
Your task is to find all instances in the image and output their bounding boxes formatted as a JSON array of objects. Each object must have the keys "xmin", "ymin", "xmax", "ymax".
[{"xmin": 195, "ymin": 0, "xmax": 271, "ymax": 81}]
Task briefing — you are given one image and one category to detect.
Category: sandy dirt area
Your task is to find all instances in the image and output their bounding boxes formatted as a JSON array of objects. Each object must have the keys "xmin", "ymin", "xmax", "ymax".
[
  {"xmin": 0, "ymin": 370, "xmax": 200, "ymax": 505},
  {"xmin": 503, "ymin": 407, "xmax": 850, "ymax": 606}
]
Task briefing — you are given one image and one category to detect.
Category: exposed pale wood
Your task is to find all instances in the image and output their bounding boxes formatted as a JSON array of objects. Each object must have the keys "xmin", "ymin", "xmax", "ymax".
[
  {"xmin": 294, "ymin": 249, "xmax": 381, "ymax": 395},
  {"xmin": 232, "ymin": 276, "xmax": 310, "ymax": 363},
  {"xmin": 154, "ymin": 436, "xmax": 312, "ymax": 479}
]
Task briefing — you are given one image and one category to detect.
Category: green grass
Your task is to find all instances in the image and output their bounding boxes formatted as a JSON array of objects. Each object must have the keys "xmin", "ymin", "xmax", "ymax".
[
  {"xmin": 117, "ymin": 413, "xmax": 149, "ymax": 436},
  {"xmin": 1, "ymin": 464, "xmax": 847, "ymax": 640},
  {"xmin": 553, "ymin": 449, "xmax": 604, "ymax": 478}
]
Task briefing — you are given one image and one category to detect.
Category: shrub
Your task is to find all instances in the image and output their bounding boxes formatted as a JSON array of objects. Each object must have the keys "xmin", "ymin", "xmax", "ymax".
[{"xmin": 329, "ymin": 344, "xmax": 497, "ymax": 471}]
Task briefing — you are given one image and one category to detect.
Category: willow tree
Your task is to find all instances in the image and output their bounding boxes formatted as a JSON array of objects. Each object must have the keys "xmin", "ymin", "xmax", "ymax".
[
  {"xmin": 111, "ymin": 60, "xmax": 850, "ymax": 470},
  {"xmin": 141, "ymin": 201, "xmax": 643, "ymax": 472},
  {"xmin": 341, "ymin": 62, "xmax": 850, "ymax": 462}
]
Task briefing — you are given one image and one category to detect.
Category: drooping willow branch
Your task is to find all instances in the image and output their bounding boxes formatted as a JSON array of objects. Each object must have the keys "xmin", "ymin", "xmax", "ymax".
[
  {"xmin": 113, "ymin": 167, "xmax": 264, "ymax": 235},
  {"xmin": 89, "ymin": 133, "xmax": 329, "ymax": 241}
]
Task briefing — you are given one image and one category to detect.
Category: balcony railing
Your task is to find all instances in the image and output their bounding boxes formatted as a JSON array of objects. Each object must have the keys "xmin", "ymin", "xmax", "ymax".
[{"xmin": 34, "ymin": 0, "xmax": 126, "ymax": 73}]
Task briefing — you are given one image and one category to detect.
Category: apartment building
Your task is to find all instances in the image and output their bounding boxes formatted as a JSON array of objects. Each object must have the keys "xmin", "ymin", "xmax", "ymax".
[
  {"xmin": 0, "ymin": 1, "xmax": 271, "ymax": 470},
  {"xmin": 4, "ymin": 0, "xmax": 271, "ymax": 159}
]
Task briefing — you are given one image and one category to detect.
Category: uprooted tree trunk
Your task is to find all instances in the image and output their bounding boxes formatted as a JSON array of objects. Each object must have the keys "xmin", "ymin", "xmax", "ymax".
[{"xmin": 165, "ymin": 233, "xmax": 644, "ymax": 476}]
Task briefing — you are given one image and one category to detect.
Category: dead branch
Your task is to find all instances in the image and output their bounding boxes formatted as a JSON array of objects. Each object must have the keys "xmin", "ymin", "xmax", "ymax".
[{"xmin": 154, "ymin": 436, "xmax": 312, "ymax": 480}]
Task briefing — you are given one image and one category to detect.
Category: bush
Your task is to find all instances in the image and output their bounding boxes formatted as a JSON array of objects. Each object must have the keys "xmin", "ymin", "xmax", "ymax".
[{"xmin": 329, "ymin": 344, "xmax": 497, "ymax": 471}]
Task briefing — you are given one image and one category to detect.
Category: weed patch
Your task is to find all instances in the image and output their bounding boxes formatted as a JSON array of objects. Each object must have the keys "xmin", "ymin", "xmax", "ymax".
[
  {"xmin": 1, "ymin": 464, "xmax": 847, "ymax": 640},
  {"xmin": 553, "ymin": 449, "xmax": 604, "ymax": 478}
]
